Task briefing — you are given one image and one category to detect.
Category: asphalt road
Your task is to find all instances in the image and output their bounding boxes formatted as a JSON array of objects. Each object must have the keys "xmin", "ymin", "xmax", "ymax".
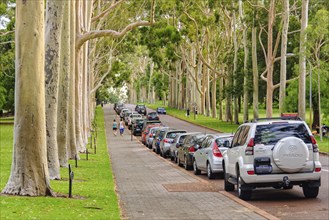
[{"xmin": 127, "ymin": 104, "xmax": 329, "ymax": 220}]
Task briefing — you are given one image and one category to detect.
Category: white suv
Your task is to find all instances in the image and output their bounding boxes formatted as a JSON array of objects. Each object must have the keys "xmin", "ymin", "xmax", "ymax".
[{"xmin": 222, "ymin": 117, "xmax": 322, "ymax": 200}]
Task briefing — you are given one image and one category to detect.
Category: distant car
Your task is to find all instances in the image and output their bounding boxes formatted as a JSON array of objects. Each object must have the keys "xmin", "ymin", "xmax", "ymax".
[
  {"xmin": 152, "ymin": 127, "xmax": 170, "ymax": 154},
  {"xmin": 177, "ymin": 133, "xmax": 207, "ymax": 170},
  {"xmin": 135, "ymin": 104, "xmax": 147, "ymax": 115},
  {"xmin": 159, "ymin": 129, "xmax": 187, "ymax": 158},
  {"xmin": 141, "ymin": 120, "xmax": 162, "ymax": 134},
  {"xmin": 141, "ymin": 124, "xmax": 161, "ymax": 145},
  {"xmin": 147, "ymin": 112, "xmax": 159, "ymax": 120},
  {"xmin": 131, "ymin": 118, "xmax": 145, "ymax": 135},
  {"xmin": 156, "ymin": 107, "xmax": 166, "ymax": 114},
  {"xmin": 193, "ymin": 134, "xmax": 233, "ymax": 179},
  {"xmin": 119, "ymin": 108, "xmax": 129, "ymax": 118},
  {"xmin": 146, "ymin": 126, "xmax": 161, "ymax": 149},
  {"xmin": 125, "ymin": 113, "xmax": 142, "ymax": 126}
]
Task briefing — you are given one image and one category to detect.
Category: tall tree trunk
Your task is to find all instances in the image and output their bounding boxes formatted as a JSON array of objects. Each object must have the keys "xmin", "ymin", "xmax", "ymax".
[
  {"xmin": 44, "ymin": 0, "xmax": 64, "ymax": 180},
  {"xmin": 2, "ymin": 0, "xmax": 53, "ymax": 196},
  {"xmin": 57, "ymin": 0, "xmax": 70, "ymax": 168},
  {"xmin": 67, "ymin": 0, "xmax": 78, "ymax": 160},
  {"xmin": 298, "ymin": 0, "xmax": 309, "ymax": 120},
  {"xmin": 265, "ymin": 0, "xmax": 276, "ymax": 118},
  {"xmin": 148, "ymin": 62, "xmax": 154, "ymax": 103},
  {"xmin": 240, "ymin": 0, "xmax": 249, "ymax": 122},
  {"xmin": 252, "ymin": 26, "xmax": 259, "ymax": 119},
  {"xmin": 279, "ymin": 0, "xmax": 289, "ymax": 115},
  {"xmin": 233, "ymin": 6, "xmax": 239, "ymax": 124},
  {"xmin": 219, "ymin": 77, "xmax": 223, "ymax": 120},
  {"xmin": 211, "ymin": 74, "xmax": 217, "ymax": 118}
]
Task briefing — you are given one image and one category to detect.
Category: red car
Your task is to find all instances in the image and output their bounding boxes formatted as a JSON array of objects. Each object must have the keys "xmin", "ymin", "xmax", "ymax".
[{"xmin": 141, "ymin": 124, "xmax": 161, "ymax": 145}]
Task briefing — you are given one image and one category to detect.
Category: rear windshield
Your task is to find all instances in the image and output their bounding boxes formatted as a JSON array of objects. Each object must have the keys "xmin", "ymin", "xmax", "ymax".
[
  {"xmin": 254, "ymin": 123, "xmax": 312, "ymax": 145},
  {"xmin": 166, "ymin": 131, "xmax": 186, "ymax": 139}
]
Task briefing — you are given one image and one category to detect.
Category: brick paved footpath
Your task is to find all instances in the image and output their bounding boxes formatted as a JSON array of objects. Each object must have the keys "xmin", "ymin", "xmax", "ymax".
[{"xmin": 103, "ymin": 105, "xmax": 272, "ymax": 220}]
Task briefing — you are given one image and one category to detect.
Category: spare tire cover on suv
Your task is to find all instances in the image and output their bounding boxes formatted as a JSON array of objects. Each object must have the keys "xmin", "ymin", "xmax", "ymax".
[{"xmin": 273, "ymin": 137, "xmax": 309, "ymax": 173}]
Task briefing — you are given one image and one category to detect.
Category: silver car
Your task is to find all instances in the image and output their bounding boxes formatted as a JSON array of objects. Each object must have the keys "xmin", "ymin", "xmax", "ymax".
[
  {"xmin": 152, "ymin": 127, "xmax": 169, "ymax": 154},
  {"xmin": 193, "ymin": 134, "xmax": 233, "ymax": 179},
  {"xmin": 145, "ymin": 126, "xmax": 161, "ymax": 149},
  {"xmin": 159, "ymin": 129, "xmax": 187, "ymax": 158}
]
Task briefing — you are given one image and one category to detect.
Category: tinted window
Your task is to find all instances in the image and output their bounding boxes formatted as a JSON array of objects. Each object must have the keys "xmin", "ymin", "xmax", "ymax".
[
  {"xmin": 232, "ymin": 127, "xmax": 243, "ymax": 147},
  {"xmin": 254, "ymin": 123, "xmax": 311, "ymax": 145},
  {"xmin": 215, "ymin": 137, "xmax": 233, "ymax": 147}
]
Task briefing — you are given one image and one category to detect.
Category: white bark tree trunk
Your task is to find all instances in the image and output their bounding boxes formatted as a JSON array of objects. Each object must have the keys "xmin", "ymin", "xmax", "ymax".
[
  {"xmin": 279, "ymin": 0, "xmax": 289, "ymax": 114},
  {"xmin": 57, "ymin": 0, "xmax": 70, "ymax": 168},
  {"xmin": 252, "ymin": 26, "xmax": 259, "ymax": 119},
  {"xmin": 2, "ymin": 0, "xmax": 53, "ymax": 196},
  {"xmin": 44, "ymin": 0, "xmax": 64, "ymax": 180},
  {"xmin": 298, "ymin": 0, "xmax": 309, "ymax": 120}
]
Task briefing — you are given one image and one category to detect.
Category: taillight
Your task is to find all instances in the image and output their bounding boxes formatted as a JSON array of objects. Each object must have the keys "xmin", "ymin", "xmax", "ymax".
[
  {"xmin": 164, "ymin": 139, "xmax": 169, "ymax": 143},
  {"xmin": 310, "ymin": 136, "xmax": 319, "ymax": 152},
  {"xmin": 247, "ymin": 170, "xmax": 255, "ymax": 175},
  {"xmin": 149, "ymin": 133, "xmax": 153, "ymax": 137},
  {"xmin": 213, "ymin": 143, "xmax": 222, "ymax": 157},
  {"xmin": 188, "ymin": 146, "xmax": 195, "ymax": 152},
  {"xmin": 245, "ymin": 138, "xmax": 254, "ymax": 155},
  {"xmin": 315, "ymin": 167, "xmax": 321, "ymax": 172}
]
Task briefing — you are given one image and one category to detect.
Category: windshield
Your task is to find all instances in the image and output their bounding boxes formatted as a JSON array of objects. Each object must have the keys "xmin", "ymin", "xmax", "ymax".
[{"xmin": 254, "ymin": 123, "xmax": 312, "ymax": 145}]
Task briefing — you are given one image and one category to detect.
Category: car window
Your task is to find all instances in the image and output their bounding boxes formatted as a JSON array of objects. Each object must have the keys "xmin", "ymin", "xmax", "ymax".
[
  {"xmin": 215, "ymin": 137, "xmax": 233, "ymax": 147},
  {"xmin": 232, "ymin": 127, "xmax": 243, "ymax": 147},
  {"xmin": 239, "ymin": 126, "xmax": 250, "ymax": 146},
  {"xmin": 254, "ymin": 123, "xmax": 311, "ymax": 145}
]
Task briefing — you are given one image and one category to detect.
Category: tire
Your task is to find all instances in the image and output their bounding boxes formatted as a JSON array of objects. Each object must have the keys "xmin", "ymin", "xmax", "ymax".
[
  {"xmin": 193, "ymin": 160, "xmax": 201, "ymax": 175},
  {"xmin": 303, "ymin": 186, "xmax": 319, "ymax": 198},
  {"xmin": 184, "ymin": 157, "xmax": 191, "ymax": 170},
  {"xmin": 237, "ymin": 171, "xmax": 252, "ymax": 200},
  {"xmin": 178, "ymin": 157, "xmax": 183, "ymax": 167},
  {"xmin": 283, "ymin": 185, "xmax": 293, "ymax": 190},
  {"xmin": 207, "ymin": 162, "xmax": 215, "ymax": 179},
  {"xmin": 223, "ymin": 163, "xmax": 234, "ymax": 191}
]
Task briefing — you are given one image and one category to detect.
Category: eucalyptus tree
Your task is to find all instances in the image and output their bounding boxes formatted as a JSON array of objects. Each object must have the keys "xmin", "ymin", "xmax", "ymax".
[{"xmin": 2, "ymin": 0, "xmax": 53, "ymax": 196}]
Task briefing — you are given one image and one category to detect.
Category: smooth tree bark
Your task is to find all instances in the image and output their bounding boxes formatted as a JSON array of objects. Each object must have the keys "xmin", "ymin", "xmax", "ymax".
[
  {"xmin": 232, "ymin": 5, "xmax": 239, "ymax": 124},
  {"xmin": 252, "ymin": 25, "xmax": 259, "ymax": 119},
  {"xmin": 279, "ymin": 0, "xmax": 289, "ymax": 114},
  {"xmin": 298, "ymin": 0, "xmax": 309, "ymax": 120},
  {"xmin": 57, "ymin": 0, "xmax": 70, "ymax": 167},
  {"xmin": 44, "ymin": 0, "xmax": 64, "ymax": 180},
  {"xmin": 2, "ymin": 0, "xmax": 53, "ymax": 196}
]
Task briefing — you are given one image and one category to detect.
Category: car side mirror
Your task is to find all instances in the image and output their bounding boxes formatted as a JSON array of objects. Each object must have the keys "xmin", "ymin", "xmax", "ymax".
[
  {"xmin": 223, "ymin": 140, "xmax": 230, "ymax": 148},
  {"xmin": 176, "ymin": 143, "xmax": 181, "ymax": 148},
  {"xmin": 194, "ymin": 144, "xmax": 200, "ymax": 149}
]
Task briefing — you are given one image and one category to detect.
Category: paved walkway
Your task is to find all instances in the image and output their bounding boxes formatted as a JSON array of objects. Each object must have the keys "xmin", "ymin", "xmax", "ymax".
[{"xmin": 104, "ymin": 104, "xmax": 270, "ymax": 220}]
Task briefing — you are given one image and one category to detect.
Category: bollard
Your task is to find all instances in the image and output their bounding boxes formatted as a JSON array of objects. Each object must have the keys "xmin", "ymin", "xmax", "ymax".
[
  {"xmin": 90, "ymin": 133, "xmax": 93, "ymax": 149},
  {"xmin": 94, "ymin": 136, "xmax": 97, "ymax": 154},
  {"xmin": 75, "ymin": 155, "xmax": 78, "ymax": 168},
  {"xmin": 68, "ymin": 164, "xmax": 74, "ymax": 198}
]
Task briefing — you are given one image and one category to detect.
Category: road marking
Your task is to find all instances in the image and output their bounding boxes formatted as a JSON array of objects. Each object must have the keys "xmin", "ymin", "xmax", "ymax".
[{"xmin": 322, "ymin": 169, "xmax": 329, "ymax": 172}]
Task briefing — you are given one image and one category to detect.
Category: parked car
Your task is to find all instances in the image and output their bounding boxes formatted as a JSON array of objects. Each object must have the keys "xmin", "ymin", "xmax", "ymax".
[
  {"xmin": 169, "ymin": 132, "xmax": 201, "ymax": 162},
  {"xmin": 223, "ymin": 117, "xmax": 322, "ymax": 200},
  {"xmin": 115, "ymin": 103, "xmax": 124, "ymax": 114},
  {"xmin": 125, "ymin": 113, "xmax": 142, "ymax": 126},
  {"xmin": 135, "ymin": 104, "xmax": 147, "ymax": 115},
  {"xmin": 131, "ymin": 118, "xmax": 145, "ymax": 135},
  {"xmin": 146, "ymin": 126, "xmax": 161, "ymax": 149},
  {"xmin": 193, "ymin": 134, "xmax": 233, "ymax": 179},
  {"xmin": 141, "ymin": 120, "xmax": 162, "ymax": 134},
  {"xmin": 141, "ymin": 124, "xmax": 161, "ymax": 145},
  {"xmin": 156, "ymin": 107, "xmax": 166, "ymax": 114},
  {"xmin": 159, "ymin": 129, "xmax": 187, "ymax": 158},
  {"xmin": 152, "ymin": 127, "xmax": 169, "ymax": 154},
  {"xmin": 177, "ymin": 133, "xmax": 207, "ymax": 170},
  {"xmin": 147, "ymin": 112, "xmax": 160, "ymax": 120},
  {"xmin": 119, "ymin": 108, "xmax": 129, "ymax": 118}
]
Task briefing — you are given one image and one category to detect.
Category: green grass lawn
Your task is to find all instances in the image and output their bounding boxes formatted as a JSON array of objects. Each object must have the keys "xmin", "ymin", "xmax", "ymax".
[
  {"xmin": 0, "ymin": 107, "xmax": 120, "ymax": 220},
  {"xmin": 146, "ymin": 102, "xmax": 329, "ymax": 153}
]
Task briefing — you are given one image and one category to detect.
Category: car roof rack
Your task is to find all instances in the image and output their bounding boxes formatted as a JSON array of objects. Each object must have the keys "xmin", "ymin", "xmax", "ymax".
[{"xmin": 250, "ymin": 116, "xmax": 303, "ymax": 123}]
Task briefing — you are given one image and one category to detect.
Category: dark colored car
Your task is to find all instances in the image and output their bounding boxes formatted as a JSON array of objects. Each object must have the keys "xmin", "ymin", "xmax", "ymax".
[
  {"xmin": 177, "ymin": 133, "xmax": 207, "ymax": 170},
  {"xmin": 156, "ymin": 107, "xmax": 166, "ymax": 114},
  {"xmin": 147, "ymin": 112, "xmax": 159, "ymax": 120},
  {"xmin": 115, "ymin": 103, "xmax": 124, "ymax": 114},
  {"xmin": 131, "ymin": 118, "xmax": 145, "ymax": 136},
  {"xmin": 135, "ymin": 104, "xmax": 147, "ymax": 115}
]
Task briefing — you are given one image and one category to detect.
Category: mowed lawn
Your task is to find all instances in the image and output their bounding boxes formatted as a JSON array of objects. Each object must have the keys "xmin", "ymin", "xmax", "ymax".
[
  {"xmin": 0, "ymin": 107, "xmax": 120, "ymax": 220},
  {"xmin": 146, "ymin": 102, "xmax": 329, "ymax": 153}
]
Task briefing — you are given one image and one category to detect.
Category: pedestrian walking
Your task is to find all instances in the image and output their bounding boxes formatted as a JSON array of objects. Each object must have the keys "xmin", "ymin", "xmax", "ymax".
[
  {"xmin": 186, "ymin": 108, "xmax": 190, "ymax": 117},
  {"xmin": 119, "ymin": 119, "xmax": 125, "ymax": 136},
  {"xmin": 112, "ymin": 119, "xmax": 118, "ymax": 136}
]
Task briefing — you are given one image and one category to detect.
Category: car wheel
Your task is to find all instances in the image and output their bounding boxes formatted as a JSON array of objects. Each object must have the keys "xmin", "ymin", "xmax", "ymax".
[
  {"xmin": 178, "ymin": 157, "xmax": 183, "ymax": 167},
  {"xmin": 193, "ymin": 160, "xmax": 201, "ymax": 175},
  {"xmin": 207, "ymin": 163, "xmax": 215, "ymax": 179},
  {"xmin": 283, "ymin": 185, "xmax": 293, "ymax": 190},
  {"xmin": 303, "ymin": 185, "xmax": 319, "ymax": 198},
  {"xmin": 224, "ymin": 166, "xmax": 234, "ymax": 191},
  {"xmin": 237, "ymin": 171, "xmax": 252, "ymax": 201},
  {"xmin": 184, "ymin": 157, "xmax": 191, "ymax": 170}
]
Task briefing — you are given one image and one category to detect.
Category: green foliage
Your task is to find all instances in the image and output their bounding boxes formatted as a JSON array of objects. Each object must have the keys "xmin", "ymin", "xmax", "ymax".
[{"xmin": 0, "ymin": 107, "xmax": 121, "ymax": 220}]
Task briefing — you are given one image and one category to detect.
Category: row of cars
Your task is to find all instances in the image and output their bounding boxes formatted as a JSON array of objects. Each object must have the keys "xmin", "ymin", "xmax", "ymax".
[
  {"xmin": 140, "ymin": 124, "xmax": 234, "ymax": 180},
  {"xmin": 114, "ymin": 104, "xmax": 322, "ymax": 201}
]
